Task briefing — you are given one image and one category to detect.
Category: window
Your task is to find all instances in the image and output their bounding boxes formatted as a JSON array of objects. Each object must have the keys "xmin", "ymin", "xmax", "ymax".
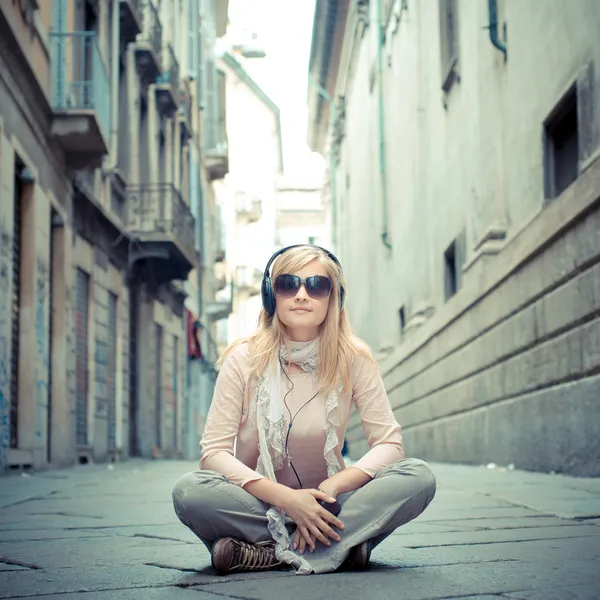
[
  {"xmin": 399, "ymin": 306, "xmax": 406, "ymax": 339},
  {"xmin": 543, "ymin": 63, "xmax": 597, "ymax": 200},
  {"xmin": 444, "ymin": 232, "xmax": 464, "ymax": 301},
  {"xmin": 544, "ymin": 88, "xmax": 578, "ymax": 199},
  {"xmin": 439, "ymin": 0, "xmax": 459, "ymax": 92}
]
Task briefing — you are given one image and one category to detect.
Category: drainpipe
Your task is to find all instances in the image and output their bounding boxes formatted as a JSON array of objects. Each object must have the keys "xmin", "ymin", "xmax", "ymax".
[
  {"xmin": 487, "ymin": 0, "xmax": 507, "ymax": 58},
  {"xmin": 376, "ymin": 0, "xmax": 392, "ymax": 249},
  {"xmin": 308, "ymin": 74, "xmax": 338, "ymax": 253},
  {"xmin": 110, "ymin": 0, "xmax": 120, "ymax": 165}
]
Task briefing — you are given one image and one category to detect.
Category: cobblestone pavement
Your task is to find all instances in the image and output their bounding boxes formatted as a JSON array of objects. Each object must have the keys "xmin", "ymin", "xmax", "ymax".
[{"xmin": 1, "ymin": 459, "xmax": 599, "ymax": 599}]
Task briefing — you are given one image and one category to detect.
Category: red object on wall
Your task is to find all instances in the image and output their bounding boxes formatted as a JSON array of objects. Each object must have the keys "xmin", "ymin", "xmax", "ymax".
[{"xmin": 186, "ymin": 309, "xmax": 202, "ymax": 359}]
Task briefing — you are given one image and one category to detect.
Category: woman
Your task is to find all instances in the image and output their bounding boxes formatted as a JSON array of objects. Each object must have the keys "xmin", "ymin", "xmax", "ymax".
[{"xmin": 173, "ymin": 245, "xmax": 436, "ymax": 575}]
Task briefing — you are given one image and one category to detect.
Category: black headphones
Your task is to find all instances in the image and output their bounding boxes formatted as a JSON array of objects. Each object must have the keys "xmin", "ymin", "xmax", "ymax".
[{"xmin": 261, "ymin": 244, "xmax": 346, "ymax": 317}]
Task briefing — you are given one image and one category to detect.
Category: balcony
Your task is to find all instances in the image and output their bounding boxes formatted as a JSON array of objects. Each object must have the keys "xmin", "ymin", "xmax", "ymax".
[
  {"xmin": 156, "ymin": 43, "xmax": 179, "ymax": 116},
  {"xmin": 134, "ymin": 0, "xmax": 162, "ymax": 82},
  {"xmin": 49, "ymin": 32, "xmax": 111, "ymax": 169},
  {"xmin": 205, "ymin": 142, "xmax": 229, "ymax": 181},
  {"xmin": 214, "ymin": 246, "xmax": 225, "ymax": 263},
  {"xmin": 126, "ymin": 183, "xmax": 197, "ymax": 282},
  {"xmin": 206, "ymin": 300, "xmax": 233, "ymax": 321},
  {"xmin": 119, "ymin": 0, "xmax": 143, "ymax": 44},
  {"xmin": 236, "ymin": 192, "xmax": 262, "ymax": 224},
  {"xmin": 236, "ymin": 266, "xmax": 262, "ymax": 297}
]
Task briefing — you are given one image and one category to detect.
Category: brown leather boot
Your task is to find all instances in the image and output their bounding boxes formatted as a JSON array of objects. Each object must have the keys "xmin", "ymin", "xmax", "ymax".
[
  {"xmin": 211, "ymin": 538, "xmax": 285, "ymax": 574},
  {"xmin": 344, "ymin": 540, "xmax": 372, "ymax": 570}
]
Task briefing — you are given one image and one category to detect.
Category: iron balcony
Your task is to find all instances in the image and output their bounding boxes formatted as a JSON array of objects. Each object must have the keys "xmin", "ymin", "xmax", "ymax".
[
  {"xmin": 126, "ymin": 183, "xmax": 197, "ymax": 282},
  {"xmin": 49, "ymin": 31, "xmax": 111, "ymax": 169},
  {"xmin": 134, "ymin": 0, "xmax": 163, "ymax": 82}
]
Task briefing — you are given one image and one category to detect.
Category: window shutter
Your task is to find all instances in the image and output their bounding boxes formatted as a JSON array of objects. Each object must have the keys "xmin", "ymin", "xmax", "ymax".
[
  {"xmin": 197, "ymin": 22, "xmax": 206, "ymax": 108},
  {"xmin": 186, "ymin": 0, "xmax": 198, "ymax": 78}
]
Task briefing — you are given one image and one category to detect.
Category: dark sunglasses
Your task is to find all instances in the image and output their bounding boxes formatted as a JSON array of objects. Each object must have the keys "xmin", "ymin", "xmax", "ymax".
[{"xmin": 274, "ymin": 274, "xmax": 333, "ymax": 299}]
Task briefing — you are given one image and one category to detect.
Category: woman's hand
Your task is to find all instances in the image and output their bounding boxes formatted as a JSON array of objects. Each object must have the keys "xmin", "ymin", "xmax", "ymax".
[
  {"xmin": 279, "ymin": 488, "xmax": 345, "ymax": 552},
  {"xmin": 292, "ymin": 528, "xmax": 315, "ymax": 554}
]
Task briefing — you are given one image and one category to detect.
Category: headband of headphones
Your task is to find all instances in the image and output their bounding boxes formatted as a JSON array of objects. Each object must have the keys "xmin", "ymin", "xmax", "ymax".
[
  {"xmin": 262, "ymin": 244, "xmax": 342, "ymax": 279},
  {"xmin": 261, "ymin": 244, "xmax": 345, "ymax": 316}
]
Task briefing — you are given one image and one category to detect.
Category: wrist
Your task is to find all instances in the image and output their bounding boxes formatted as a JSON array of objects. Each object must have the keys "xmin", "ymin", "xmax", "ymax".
[
  {"xmin": 318, "ymin": 479, "xmax": 338, "ymax": 498},
  {"xmin": 273, "ymin": 484, "xmax": 296, "ymax": 509}
]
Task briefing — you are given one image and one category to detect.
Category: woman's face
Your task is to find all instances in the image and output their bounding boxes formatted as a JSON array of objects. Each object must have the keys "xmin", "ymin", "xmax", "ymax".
[{"xmin": 275, "ymin": 259, "xmax": 332, "ymax": 342}]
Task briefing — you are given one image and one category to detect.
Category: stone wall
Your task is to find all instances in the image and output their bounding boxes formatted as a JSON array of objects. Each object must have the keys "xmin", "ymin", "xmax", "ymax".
[
  {"xmin": 333, "ymin": 0, "xmax": 600, "ymax": 475},
  {"xmin": 347, "ymin": 163, "xmax": 600, "ymax": 476}
]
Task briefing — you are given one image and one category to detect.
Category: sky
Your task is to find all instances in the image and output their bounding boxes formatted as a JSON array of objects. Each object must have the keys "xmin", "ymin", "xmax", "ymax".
[{"xmin": 223, "ymin": 0, "xmax": 325, "ymax": 185}]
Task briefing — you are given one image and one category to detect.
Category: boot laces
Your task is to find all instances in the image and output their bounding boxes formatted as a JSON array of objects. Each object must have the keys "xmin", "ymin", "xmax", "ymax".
[{"xmin": 234, "ymin": 540, "xmax": 280, "ymax": 571}]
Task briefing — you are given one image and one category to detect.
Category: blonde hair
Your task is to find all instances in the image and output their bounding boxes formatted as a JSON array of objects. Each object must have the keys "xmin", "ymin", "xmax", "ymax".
[{"xmin": 219, "ymin": 246, "xmax": 373, "ymax": 393}]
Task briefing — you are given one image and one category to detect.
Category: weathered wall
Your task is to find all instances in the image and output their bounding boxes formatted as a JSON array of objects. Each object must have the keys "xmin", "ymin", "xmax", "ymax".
[
  {"xmin": 336, "ymin": 0, "xmax": 600, "ymax": 474},
  {"xmin": 136, "ymin": 285, "xmax": 185, "ymax": 458},
  {"xmin": 0, "ymin": 129, "xmax": 15, "ymax": 471},
  {"xmin": 0, "ymin": 106, "xmax": 72, "ymax": 471},
  {"xmin": 347, "ymin": 162, "xmax": 600, "ymax": 475}
]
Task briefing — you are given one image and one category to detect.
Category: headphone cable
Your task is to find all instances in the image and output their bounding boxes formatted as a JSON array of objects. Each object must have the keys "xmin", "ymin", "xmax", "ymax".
[{"xmin": 281, "ymin": 358, "xmax": 319, "ymax": 489}]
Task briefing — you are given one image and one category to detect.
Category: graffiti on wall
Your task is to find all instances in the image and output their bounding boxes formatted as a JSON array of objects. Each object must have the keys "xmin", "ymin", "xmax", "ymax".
[
  {"xmin": 0, "ymin": 220, "xmax": 13, "ymax": 470},
  {"xmin": 34, "ymin": 255, "xmax": 49, "ymax": 443},
  {"xmin": 65, "ymin": 284, "xmax": 75, "ymax": 422}
]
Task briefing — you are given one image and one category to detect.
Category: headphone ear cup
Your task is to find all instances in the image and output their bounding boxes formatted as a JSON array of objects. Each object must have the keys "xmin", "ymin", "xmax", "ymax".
[
  {"xmin": 338, "ymin": 285, "xmax": 345, "ymax": 311},
  {"xmin": 261, "ymin": 276, "xmax": 276, "ymax": 317}
]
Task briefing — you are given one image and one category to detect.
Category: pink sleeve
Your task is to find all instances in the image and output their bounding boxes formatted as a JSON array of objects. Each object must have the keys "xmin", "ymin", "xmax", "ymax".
[
  {"xmin": 199, "ymin": 347, "xmax": 265, "ymax": 488},
  {"xmin": 350, "ymin": 356, "xmax": 404, "ymax": 477}
]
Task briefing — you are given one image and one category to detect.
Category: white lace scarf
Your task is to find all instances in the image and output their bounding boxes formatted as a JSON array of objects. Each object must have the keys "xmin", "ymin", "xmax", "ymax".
[{"xmin": 250, "ymin": 339, "xmax": 342, "ymax": 574}]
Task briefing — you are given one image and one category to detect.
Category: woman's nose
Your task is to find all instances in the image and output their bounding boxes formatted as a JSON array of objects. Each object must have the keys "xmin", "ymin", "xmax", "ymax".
[{"xmin": 295, "ymin": 283, "xmax": 308, "ymax": 299}]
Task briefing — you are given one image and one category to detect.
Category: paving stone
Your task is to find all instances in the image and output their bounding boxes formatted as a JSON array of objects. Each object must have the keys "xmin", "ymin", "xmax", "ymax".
[
  {"xmin": 391, "ymin": 524, "xmax": 600, "ymax": 548},
  {"xmin": 193, "ymin": 560, "xmax": 600, "ymax": 600},
  {"xmin": 1, "ymin": 460, "xmax": 599, "ymax": 599},
  {"xmin": 503, "ymin": 583, "xmax": 600, "ymax": 600}
]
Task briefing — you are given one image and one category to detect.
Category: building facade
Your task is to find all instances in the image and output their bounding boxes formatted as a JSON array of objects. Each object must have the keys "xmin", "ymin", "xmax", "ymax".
[
  {"xmin": 215, "ymin": 51, "xmax": 283, "ymax": 350},
  {"xmin": 276, "ymin": 177, "xmax": 330, "ymax": 251},
  {"xmin": 0, "ymin": 0, "xmax": 229, "ymax": 472},
  {"xmin": 308, "ymin": 0, "xmax": 600, "ymax": 475}
]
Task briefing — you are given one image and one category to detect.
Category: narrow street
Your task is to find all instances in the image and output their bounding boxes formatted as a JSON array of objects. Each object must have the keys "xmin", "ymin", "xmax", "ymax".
[{"xmin": 1, "ymin": 460, "xmax": 599, "ymax": 599}]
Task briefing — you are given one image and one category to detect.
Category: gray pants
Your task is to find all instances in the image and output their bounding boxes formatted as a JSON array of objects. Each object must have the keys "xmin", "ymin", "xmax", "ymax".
[{"xmin": 172, "ymin": 458, "xmax": 436, "ymax": 574}]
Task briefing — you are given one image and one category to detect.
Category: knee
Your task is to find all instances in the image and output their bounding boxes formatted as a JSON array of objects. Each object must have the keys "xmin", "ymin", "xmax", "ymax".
[
  {"xmin": 172, "ymin": 470, "xmax": 226, "ymax": 522},
  {"xmin": 172, "ymin": 472, "xmax": 197, "ymax": 523},
  {"xmin": 387, "ymin": 458, "xmax": 436, "ymax": 497},
  {"xmin": 408, "ymin": 459, "xmax": 437, "ymax": 497},
  {"xmin": 172, "ymin": 472, "xmax": 196, "ymax": 507}
]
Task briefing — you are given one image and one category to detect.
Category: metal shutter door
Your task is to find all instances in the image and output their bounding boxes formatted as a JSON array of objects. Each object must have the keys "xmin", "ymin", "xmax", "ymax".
[
  {"xmin": 10, "ymin": 171, "xmax": 21, "ymax": 449},
  {"xmin": 172, "ymin": 335, "xmax": 178, "ymax": 450},
  {"xmin": 155, "ymin": 324, "xmax": 163, "ymax": 449},
  {"xmin": 75, "ymin": 268, "xmax": 90, "ymax": 446},
  {"xmin": 107, "ymin": 292, "xmax": 117, "ymax": 450}
]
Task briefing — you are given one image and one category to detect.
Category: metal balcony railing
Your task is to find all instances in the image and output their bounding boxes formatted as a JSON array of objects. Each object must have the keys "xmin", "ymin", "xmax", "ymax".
[
  {"xmin": 140, "ymin": 0, "xmax": 163, "ymax": 68},
  {"xmin": 157, "ymin": 43, "xmax": 179, "ymax": 93},
  {"xmin": 126, "ymin": 183, "xmax": 196, "ymax": 263},
  {"xmin": 49, "ymin": 31, "xmax": 111, "ymax": 142}
]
